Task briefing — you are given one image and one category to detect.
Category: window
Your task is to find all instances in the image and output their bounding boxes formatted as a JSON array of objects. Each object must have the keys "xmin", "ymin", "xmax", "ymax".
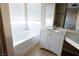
[
  {"xmin": 9, "ymin": 3, "xmax": 27, "ymax": 34},
  {"xmin": 27, "ymin": 3, "xmax": 41, "ymax": 33},
  {"xmin": 45, "ymin": 3, "xmax": 55, "ymax": 26},
  {"xmin": 9, "ymin": 3, "xmax": 41, "ymax": 34}
]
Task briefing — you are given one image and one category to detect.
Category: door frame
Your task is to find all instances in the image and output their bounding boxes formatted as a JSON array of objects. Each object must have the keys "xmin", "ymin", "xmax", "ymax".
[{"xmin": 0, "ymin": 3, "xmax": 14, "ymax": 56}]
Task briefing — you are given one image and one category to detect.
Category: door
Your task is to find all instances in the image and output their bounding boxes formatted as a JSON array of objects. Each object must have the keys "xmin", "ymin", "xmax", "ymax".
[{"xmin": 0, "ymin": 3, "xmax": 14, "ymax": 56}]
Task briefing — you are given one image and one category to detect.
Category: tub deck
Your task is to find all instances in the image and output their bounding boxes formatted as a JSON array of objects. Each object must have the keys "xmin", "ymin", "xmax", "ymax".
[{"xmin": 66, "ymin": 32, "xmax": 79, "ymax": 50}]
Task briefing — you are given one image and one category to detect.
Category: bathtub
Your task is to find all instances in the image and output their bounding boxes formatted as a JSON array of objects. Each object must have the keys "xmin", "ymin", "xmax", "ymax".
[
  {"xmin": 65, "ymin": 32, "xmax": 79, "ymax": 50},
  {"xmin": 12, "ymin": 31, "xmax": 39, "ymax": 56}
]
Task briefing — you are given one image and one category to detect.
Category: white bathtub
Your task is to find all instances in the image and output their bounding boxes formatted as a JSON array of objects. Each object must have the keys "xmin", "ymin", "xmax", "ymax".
[
  {"xmin": 66, "ymin": 32, "xmax": 79, "ymax": 50},
  {"xmin": 12, "ymin": 31, "xmax": 39, "ymax": 56}
]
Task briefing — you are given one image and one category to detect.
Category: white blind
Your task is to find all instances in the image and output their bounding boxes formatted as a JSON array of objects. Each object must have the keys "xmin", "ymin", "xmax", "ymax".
[
  {"xmin": 45, "ymin": 3, "xmax": 55, "ymax": 26},
  {"xmin": 27, "ymin": 3, "xmax": 41, "ymax": 33},
  {"xmin": 9, "ymin": 3, "xmax": 25, "ymax": 21},
  {"xmin": 9, "ymin": 3, "xmax": 27, "ymax": 33},
  {"xmin": 27, "ymin": 3, "xmax": 41, "ymax": 22}
]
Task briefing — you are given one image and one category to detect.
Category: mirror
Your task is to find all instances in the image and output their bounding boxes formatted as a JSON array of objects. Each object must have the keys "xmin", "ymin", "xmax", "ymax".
[{"xmin": 54, "ymin": 3, "xmax": 79, "ymax": 31}]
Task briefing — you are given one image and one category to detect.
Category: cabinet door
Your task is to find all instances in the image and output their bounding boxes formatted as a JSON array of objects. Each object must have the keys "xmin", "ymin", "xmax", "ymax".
[
  {"xmin": 49, "ymin": 31, "xmax": 65, "ymax": 56},
  {"xmin": 40, "ymin": 29, "xmax": 49, "ymax": 49}
]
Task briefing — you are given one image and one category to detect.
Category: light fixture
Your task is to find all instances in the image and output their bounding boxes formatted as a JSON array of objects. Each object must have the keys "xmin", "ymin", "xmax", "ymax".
[{"xmin": 72, "ymin": 4, "xmax": 77, "ymax": 6}]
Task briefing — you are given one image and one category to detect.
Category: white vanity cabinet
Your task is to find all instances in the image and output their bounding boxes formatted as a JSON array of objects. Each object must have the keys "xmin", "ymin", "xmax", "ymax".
[
  {"xmin": 49, "ymin": 30, "xmax": 66, "ymax": 56},
  {"xmin": 40, "ymin": 29, "xmax": 49, "ymax": 50},
  {"xmin": 39, "ymin": 28, "xmax": 66, "ymax": 56}
]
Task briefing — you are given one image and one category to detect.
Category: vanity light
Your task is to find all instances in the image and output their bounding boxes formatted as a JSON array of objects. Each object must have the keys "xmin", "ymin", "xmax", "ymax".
[{"xmin": 72, "ymin": 4, "xmax": 77, "ymax": 6}]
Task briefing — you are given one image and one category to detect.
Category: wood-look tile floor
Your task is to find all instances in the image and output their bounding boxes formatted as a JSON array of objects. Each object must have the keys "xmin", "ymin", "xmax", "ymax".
[{"xmin": 24, "ymin": 45, "xmax": 56, "ymax": 56}]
